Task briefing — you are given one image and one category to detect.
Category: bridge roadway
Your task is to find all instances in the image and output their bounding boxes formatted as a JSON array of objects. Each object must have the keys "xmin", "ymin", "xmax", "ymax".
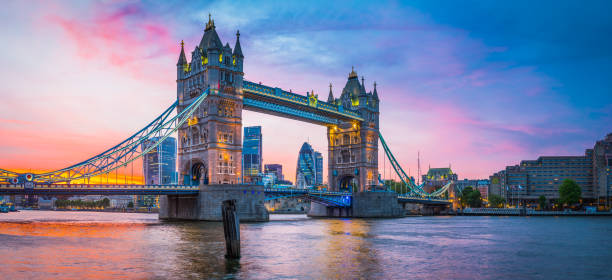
[{"xmin": 0, "ymin": 184, "xmax": 450, "ymax": 206}]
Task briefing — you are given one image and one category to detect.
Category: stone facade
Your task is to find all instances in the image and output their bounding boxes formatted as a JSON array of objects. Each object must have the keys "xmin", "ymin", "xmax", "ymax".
[
  {"xmin": 159, "ymin": 184, "xmax": 269, "ymax": 222},
  {"xmin": 176, "ymin": 16, "xmax": 244, "ymax": 186},
  {"xmin": 327, "ymin": 68, "xmax": 380, "ymax": 192}
]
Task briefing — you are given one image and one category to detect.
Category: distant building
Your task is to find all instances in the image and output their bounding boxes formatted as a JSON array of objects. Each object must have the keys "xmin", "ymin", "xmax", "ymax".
[
  {"xmin": 243, "ymin": 126, "xmax": 262, "ymax": 182},
  {"xmin": 261, "ymin": 172, "xmax": 276, "ymax": 187},
  {"xmin": 296, "ymin": 142, "xmax": 323, "ymax": 188},
  {"xmin": 422, "ymin": 167, "xmax": 458, "ymax": 193},
  {"xmin": 593, "ymin": 133, "xmax": 612, "ymax": 208},
  {"xmin": 455, "ymin": 179, "xmax": 490, "ymax": 200},
  {"xmin": 264, "ymin": 164, "xmax": 283, "ymax": 181},
  {"xmin": 140, "ymin": 137, "xmax": 177, "ymax": 208},
  {"xmin": 315, "ymin": 152, "xmax": 323, "ymax": 185},
  {"xmin": 491, "ymin": 132, "xmax": 612, "ymax": 207}
]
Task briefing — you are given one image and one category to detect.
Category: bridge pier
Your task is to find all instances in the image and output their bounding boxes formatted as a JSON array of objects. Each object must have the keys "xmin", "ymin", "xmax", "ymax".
[
  {"xmin": 307, "ymin": 191, "xmax": 403, "ymax": 218},
  {"xmin": 159, "ymin": 184, "xmax": 269, "ymax": 222}
]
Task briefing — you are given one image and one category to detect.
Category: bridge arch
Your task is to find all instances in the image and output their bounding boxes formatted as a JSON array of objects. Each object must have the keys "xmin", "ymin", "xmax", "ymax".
[
  {"xmin": 338, "ymin": 175, "xmax": 358, "ymax": 192},
  {"xmin": 183, "ymin": 160, "xmax": 208, "ymax": 186}
]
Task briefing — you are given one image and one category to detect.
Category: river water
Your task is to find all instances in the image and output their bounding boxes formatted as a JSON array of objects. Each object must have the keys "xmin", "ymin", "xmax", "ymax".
[{"xmin": 1, "ymin": 211, "xmax": 611, "ymax": 279}]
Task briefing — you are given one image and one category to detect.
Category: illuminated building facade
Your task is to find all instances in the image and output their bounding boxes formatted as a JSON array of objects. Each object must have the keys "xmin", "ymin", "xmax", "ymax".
[
  {"xmin": 422, "ymin": 167, "xmax": 458, "ymax": 193},
  {"xmin": 243, "ymin": 126, "xmax": 262, "ymax": 182},
  {"xmin": 327, "ymin": 68, "xmax": 379, "ymax": 191},
  {"xmin": 176, "ymin": 15, "xmax": 244, "ymax": 185}
]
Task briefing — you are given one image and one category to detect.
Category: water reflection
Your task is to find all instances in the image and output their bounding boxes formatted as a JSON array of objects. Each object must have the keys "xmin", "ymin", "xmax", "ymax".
[
  {"xmin": 1, "ymin": 211, "xmax": 612, "ymax": 279},
  {"xmin": 316, "ymin": 219, "xmax": 382, "ymax": 279}
]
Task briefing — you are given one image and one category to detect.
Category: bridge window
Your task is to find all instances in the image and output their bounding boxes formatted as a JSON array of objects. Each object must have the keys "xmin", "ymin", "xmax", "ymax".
[
  {"xmin": 353, "ymin": 136, "xmax": 360, "ymax": 144},
  {"xmin": 217, "ymin": 157, "xmax": 235, "ymax": 175},
  {"xmin": 343, "ymin": 135, "xmax": 350, "ymax": 145},
  {"xmin": 351, "ymin": 152, "xmax": 356, "ymax": 163},
  {"xmin": 341, "ymin": 150, "xmax": 350, "ymax": 163},
  {"xmin": 217, "ymin": 132, "xmax": 233, "ymax": 144}
]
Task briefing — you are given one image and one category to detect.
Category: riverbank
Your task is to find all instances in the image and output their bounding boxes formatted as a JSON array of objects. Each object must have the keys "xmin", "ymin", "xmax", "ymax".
[
  {"xmin": 457, "ymin": 208, "xmax": 612, "ymax": 216},
  {"xmin": 11, "ymin": 208, "xmax": 159, "ymax": 214}
]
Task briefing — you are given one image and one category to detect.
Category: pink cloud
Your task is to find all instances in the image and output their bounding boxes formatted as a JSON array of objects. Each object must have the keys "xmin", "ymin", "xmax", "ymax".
[{"xmin": 46, "ymin": 3, "xmax": 178, "ymax": 84}]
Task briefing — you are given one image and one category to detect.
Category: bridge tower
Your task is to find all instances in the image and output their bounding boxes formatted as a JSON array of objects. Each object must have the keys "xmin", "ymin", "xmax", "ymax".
[
  {"xmin": 176, "ymin": 15, "xmax": 244, "ymax": 186},
  {"xmin": 327, "ymin": 68, "xmax": 380, "ymax": 192}
]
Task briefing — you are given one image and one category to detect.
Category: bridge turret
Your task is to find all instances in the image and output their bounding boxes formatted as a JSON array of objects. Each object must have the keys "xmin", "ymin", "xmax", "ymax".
[
  {"xmin": 233, "ymin": 30, "xmax": 244, "ymax": 72},
  {"xmin": 371, "ymin": 82, "xmax": 379, "ymax": 111},
  {"xmin": 327, "ymin": 83, "xmax": 334, "ymax": 103},
  {"xmin": 177, "ymin": 40, "xmax": 187, "ymax": 80},
  {"xmin": 358, "ymin": 76, "xmax": 368, "ymax": 109},
  {"xmin": 177, "ymin": 15, "xmax": 245, "ymax": 186}
]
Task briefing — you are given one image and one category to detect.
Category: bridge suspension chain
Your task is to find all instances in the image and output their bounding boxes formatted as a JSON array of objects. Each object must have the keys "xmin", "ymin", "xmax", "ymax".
[
  {"xmin": 0, "ymin": 88, "xmax": 211, "ymax": 184},
  {"xmin": 378, "ymin": 132, "xmax": 451, "ymax": 198}
]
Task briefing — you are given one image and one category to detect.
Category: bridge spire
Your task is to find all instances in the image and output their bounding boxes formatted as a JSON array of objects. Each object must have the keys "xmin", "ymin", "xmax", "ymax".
[
  {"xmin": 233, "ymin": 30, "xmax": 243, "ymax": 58},
  {"xmin": 177, "ymin": 40, "xmax": 187, "ymax": 66},
  {"xmin": 205, "ymin": 13, "xmax": 215, "ymax": 31},
  {"xmin": 373, "ymin": 81, "xmax": 379, "ymax": 100},
  {"xmin": 349, "ymin": 66, "xmax": 358, "ymax": 79},
  {"xmin": 327, "ymin": 83, "xmax": 334, "ymax": 103}
]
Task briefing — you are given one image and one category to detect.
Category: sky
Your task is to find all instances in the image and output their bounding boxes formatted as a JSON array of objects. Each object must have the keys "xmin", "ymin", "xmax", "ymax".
[{"xmin": 0, "ymin": 0, "xmax": 611, "ymax": 184}]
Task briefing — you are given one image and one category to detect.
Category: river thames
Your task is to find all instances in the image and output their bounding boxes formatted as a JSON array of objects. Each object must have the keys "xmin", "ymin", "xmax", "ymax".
[{"xmin": 1, "ymin": 211, "xmax": 611, "ymax": 279}]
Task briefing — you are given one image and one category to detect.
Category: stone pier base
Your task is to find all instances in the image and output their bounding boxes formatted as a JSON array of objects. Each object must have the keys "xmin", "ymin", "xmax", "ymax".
[
  {"xmin": 159, "ymin": 184, "xmax": 269, "ymax": 222},
  {"xmin": 307, "ymin": 202, "xmax": 352, "ymax": 218},
  {"xmin": 307, "ymin": 191, "xmax": 404, "ymax": 218}
]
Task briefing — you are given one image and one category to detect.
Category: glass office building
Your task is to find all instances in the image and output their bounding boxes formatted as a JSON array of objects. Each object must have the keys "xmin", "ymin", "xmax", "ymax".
[
  {"xmin": 243, "ymin": 126, "xmax": 262, "ymax": 181},
  {"xmin": 296, "ymin": 142, "xmax": 323, "ymax": 188},
  {"xmin": 140, "ymin": 137, "xmax": 177, "ymax": 207}
]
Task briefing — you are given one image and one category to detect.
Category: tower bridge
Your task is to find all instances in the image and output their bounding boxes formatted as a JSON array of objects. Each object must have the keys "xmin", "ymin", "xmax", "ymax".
[{"xmin": 0, "ymin": 16, "xmax": 451, "ymax": 220}]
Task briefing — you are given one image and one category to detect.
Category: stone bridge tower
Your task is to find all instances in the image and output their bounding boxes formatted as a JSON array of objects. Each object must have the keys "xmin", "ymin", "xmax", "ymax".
[
  {"xmin": 176, "ymin": 16, "xmax": 244, "ymax": 185},
  {"xmin": 327, "ymin": 68, "xmax": 380, "ymax": 192}
]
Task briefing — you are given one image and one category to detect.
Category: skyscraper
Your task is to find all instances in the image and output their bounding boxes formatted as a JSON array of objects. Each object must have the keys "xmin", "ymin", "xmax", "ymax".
[
  {"xmin": 315, "ymin": 152, "xmax": 323, "ymax": 185},
  {"xmin": 296, "ymin": 142, "xmax": 323, "ymax": 188},
  {"xmin": 142, "ymin": 137, "xmax": 177, "ymax": 185},
  {"xmin": 140, "ymin": 137, "xmax": 177, "ymax": 207},
  {"xmin": 243, "ymin": 126, "xmax": 262, "ymax": 182}
]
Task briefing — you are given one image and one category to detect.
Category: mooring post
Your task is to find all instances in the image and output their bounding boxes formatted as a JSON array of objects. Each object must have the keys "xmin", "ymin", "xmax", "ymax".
[{"xmin": 222, "ymin": 199, "xmax": 240, "ymax": 258}]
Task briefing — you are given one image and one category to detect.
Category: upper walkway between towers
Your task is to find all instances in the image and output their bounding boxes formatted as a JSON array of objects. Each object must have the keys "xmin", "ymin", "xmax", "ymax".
[{"xmin": 242, "ymin": 80, "xmax": 364, "ymax": 125}]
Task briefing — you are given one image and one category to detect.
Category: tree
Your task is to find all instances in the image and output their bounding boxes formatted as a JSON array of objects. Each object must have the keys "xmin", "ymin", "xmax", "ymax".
[
  {"xmin": 559, "ymin": 179, "xmax": 581, "ymax": 207},
  {"xmin": 538, "ymin": 195, "xmax": 547, "ymax": 210},
  {"xmin": 460, "ymin": 186, "xmax": 482, "ymax": 208},
  {"xmin": 101, "ymin": 198, "xmax": 110, "ymax": 208},
  {"xmin": 488, "ymin": 194, "xmax": 506, "ymax": 208},
  {"xmin": 127, "ymin": 201, "xmax": 134, "ymax": 208}
]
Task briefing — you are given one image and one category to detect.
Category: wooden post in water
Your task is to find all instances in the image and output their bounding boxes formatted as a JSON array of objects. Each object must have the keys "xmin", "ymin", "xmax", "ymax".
[{"xmin": 222, "ymin": 199, "xmax": 240, "ymax": 258}]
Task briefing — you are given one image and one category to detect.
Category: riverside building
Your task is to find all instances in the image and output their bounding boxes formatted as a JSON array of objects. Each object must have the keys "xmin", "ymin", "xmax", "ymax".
[{"xmin": 492, "ymin": 133, "xmax": 612, "ymax": 207}]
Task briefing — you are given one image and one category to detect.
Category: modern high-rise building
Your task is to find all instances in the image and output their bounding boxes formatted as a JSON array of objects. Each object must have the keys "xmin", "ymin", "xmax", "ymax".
[
  {"xmin": 243, "ymin": 126, "xmax": 262, "ymax": 182},
  {"xmin": 140, "ymin": 137, "xmax": 177, "ymax": 207},
  {"xmin": 296, "ymin": 142, "xmax": 323, "ymax": 188},
  {"xmin": 315, "ymin": 152, "xmax": 323, "ymax": 185},
  {"xmin": 264, "ymin": 164, "xmax": 283, "ymax": 181},
  {"xmin": 492, "ymin": 133, "xmax": 612, "ymax": 207},
  {"xmin": 142, "ymin": 137, "xmax": 177, "ymax": 185}
]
